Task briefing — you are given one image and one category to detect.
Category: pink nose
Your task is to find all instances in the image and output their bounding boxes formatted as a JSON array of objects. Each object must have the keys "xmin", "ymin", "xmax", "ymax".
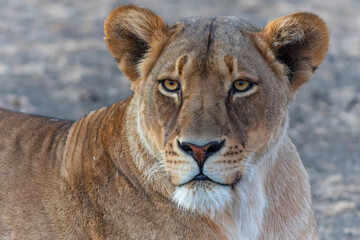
[{"xmin": 177, "ymin": 140, "xmax": 225, "ymax": 169}]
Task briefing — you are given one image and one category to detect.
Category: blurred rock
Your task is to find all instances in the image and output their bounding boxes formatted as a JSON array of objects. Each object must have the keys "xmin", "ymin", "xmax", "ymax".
[
  {"xmin": 322, "ymin": 201, "xmax": 356, "ymax": 217},
  {"xmin": 0, "ymin": 94, "xmax": 35, "ymax": 113}
]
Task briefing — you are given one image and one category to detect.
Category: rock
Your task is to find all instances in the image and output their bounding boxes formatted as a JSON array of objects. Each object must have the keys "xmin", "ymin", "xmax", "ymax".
[{"xmin": 322, "ymin": 201, "xmax": 357, "ymax": 217}]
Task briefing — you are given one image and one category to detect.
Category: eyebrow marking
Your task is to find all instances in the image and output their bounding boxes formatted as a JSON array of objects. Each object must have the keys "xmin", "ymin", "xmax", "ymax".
[
  {"xmin": 176, "ymin": 55, "xmax": 188, "ymax": 76},
  {"xmin": 224, "ymin": 55, "xmax": 234, "ymax": 74}
]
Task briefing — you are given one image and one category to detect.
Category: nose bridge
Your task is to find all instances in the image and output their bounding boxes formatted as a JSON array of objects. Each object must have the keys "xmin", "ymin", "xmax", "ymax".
[{"xmin": 179, "ymin": 85, "xmax": 227, "ymax": 142}]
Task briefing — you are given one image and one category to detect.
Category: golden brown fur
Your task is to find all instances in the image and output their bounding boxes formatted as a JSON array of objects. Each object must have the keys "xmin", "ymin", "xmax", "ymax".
[{"xmin": 0, "ymin": 5, "xmax": 329, "ymax": 239}]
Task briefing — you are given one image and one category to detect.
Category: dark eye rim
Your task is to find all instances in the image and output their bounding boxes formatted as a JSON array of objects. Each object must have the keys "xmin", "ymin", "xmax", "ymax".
[
  {"xmin": 232, "ymin": 79, "xmax": 255, "ymax": 93},
  {"xmin": 159, "ymin": 79, "xmax": 181, "ymax": 92}
]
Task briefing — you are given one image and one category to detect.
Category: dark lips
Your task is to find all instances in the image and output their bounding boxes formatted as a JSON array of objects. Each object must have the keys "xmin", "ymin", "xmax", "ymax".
[
  {"xmin": 193, "ymin": 173, "xmax": 210, "ymax": 181},
  {"xmin": 189, "ymin": 174, "xmax": 230, "ymax": 187}
]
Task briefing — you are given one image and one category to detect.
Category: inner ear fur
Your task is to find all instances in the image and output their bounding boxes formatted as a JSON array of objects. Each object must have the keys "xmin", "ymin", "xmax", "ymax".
[
  {"xmin": 259, "ymin": 12, "xmax": 329, "ymax": 92},
  {"xmin": 104, "ymin": 5, "xmax": 169, "ymax": 82}
]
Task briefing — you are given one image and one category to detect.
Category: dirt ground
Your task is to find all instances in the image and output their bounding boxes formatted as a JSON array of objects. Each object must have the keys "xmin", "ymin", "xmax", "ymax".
[{"xmin": 0, "ymin": 0, "xmax": 359, "ymax": 239}]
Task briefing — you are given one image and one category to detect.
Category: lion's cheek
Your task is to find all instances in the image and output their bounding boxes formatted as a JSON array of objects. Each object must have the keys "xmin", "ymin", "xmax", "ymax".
[
  {"xmin": 247, "ymin": 126, "xmax": 273, "ymax": 151},
  {"xmin": 139, "ymin": 106, "xmax": 166, "ymax": 153}
]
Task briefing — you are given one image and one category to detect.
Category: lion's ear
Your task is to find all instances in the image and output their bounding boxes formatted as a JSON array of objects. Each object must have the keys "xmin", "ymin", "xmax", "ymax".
[
  {"xmin": 104, "ymin": 5, "xmax": 168, "ymax": 82},
  {"xmin": 259, "ymin": 12, "xmax": 329, "ymax": 92}
]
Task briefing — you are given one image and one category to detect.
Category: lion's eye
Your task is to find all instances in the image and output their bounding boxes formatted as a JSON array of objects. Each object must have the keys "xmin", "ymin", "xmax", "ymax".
[
  {"xmin": 161, "ymin": 79, "xmax": 180, "ymax": 92},
  {"xmin": 233, "ymin": 79, "xmax": 253, "ymax": 92}
]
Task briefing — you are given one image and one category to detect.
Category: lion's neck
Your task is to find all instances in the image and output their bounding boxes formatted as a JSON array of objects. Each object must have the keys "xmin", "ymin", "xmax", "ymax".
[
  {"xmin": 61, "ymin": 105, "xmax": 113, "ymax": 187},
  {"xmin": 123, "ymin": 97, "xmax": 174, "ymax": 197},
  {"xmin": 213, "ymin": 124, "xmax": 288, "ymax": 240},
  {"xmin": 217, "ymin": 134, "xmax": 317, "ymax": 240}
]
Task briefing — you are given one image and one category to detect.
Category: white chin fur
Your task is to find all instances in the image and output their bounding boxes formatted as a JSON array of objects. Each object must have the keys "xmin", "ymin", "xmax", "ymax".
[{"xmin": 172, "ymin": 182, "xmax": 232, "ymax": 217}]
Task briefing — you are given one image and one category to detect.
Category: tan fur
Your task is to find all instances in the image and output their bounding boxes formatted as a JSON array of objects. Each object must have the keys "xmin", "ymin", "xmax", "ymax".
[{"xmin": 0, "ymin": 5, "xmax": 329, "ymax": 239}]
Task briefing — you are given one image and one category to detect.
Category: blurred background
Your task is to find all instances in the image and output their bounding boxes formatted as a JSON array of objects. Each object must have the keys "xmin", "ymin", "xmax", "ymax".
[{"xmin": 0, "ymin": 0, "xmax": 359, "ymax": 239}]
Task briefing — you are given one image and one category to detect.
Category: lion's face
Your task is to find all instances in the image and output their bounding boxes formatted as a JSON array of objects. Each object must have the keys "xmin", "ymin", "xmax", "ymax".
[
  {"xmin": 104, "ymin": 6, "xmax": 329, "ymax": 215},
  {"xmin": 136, "ymin": 18, "xmax": 290, "ymax": 213}
]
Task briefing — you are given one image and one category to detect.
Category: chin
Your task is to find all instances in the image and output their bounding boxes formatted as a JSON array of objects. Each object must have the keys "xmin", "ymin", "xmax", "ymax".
[{"xmin": 172, "ymin": 180, "xmax": 233, "ymax": 217}]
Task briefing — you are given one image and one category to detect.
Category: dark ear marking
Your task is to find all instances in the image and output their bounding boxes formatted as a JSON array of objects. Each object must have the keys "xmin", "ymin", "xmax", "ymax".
[{"xmin": 287, "ymin": 71, "xmax": 294, "ymax": 84}]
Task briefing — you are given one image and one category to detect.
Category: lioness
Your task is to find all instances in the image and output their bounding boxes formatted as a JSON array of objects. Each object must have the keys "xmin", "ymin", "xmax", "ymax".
[{"xmin": 0, "ymin": 5, "xmax": 329, "ymax": 240}]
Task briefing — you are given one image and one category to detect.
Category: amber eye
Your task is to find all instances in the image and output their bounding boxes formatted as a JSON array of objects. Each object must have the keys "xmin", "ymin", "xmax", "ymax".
[
  {"xmin": 233, "ymin": 79, "xmax": 253, "ymax": 92},
  {"xmin": 161, "ymin": 79, "xmax": 180, "ymax": 92}
]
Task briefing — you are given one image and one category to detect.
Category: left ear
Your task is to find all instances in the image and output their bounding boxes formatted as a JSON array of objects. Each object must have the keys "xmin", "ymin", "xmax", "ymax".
[
  {"xmin": 259, "ymin": 12, "xmax": 330, "ymax": 92},
  {"xmin": 104, "ymin": 5, "xmax": 169, "ymax": 83}
]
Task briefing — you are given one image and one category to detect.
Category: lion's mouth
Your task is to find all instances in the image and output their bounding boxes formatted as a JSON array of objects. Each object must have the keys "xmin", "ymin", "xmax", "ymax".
[
  {"xmin": 182, "ymin": 173, "xmax": 230, "ymax": 187},
  {"xmin": 193, "ymin": 173, "xmax": 209, "ymax": 181}
]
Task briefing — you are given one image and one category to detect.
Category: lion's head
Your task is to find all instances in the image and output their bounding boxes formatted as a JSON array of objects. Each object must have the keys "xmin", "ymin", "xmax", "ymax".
[{"xmin": 104, "ymin": 6, "xmax": 329, "ymax": 216}]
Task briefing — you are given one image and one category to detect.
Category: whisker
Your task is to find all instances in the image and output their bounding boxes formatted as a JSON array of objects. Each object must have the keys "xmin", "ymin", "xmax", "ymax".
[
  {"xmin": 141, "ymin": 153, "xmax": 165, "ymax": 169},
  {"xmin": 141, "ymin": 158, "xmax": 168, "ymax": 185}
]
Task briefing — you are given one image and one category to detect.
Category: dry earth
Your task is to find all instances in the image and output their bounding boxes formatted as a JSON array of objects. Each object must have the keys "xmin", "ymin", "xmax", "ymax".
[{"xmin": 0, "ymin": 0, "xmax": 359, "ymax": 239}]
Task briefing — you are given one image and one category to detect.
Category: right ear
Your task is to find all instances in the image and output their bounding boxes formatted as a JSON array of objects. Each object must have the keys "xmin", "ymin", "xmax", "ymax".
[
  {"xmin": 104, "ymin": 5, "xmax": 169, "ymax": 82},
  {"xmin": 257, "ymin": 12, "xmax": 329, "ymax": 93}
]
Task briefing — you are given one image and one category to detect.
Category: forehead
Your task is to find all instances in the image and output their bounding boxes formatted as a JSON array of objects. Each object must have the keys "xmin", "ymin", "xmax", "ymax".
[
  {"xmin": 155, "ymin": 16, "xmax": 263, "ymax": 74},
  {"xmin": 178, "ymin": 16, "xmax": 259, "ymax": 50}
]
